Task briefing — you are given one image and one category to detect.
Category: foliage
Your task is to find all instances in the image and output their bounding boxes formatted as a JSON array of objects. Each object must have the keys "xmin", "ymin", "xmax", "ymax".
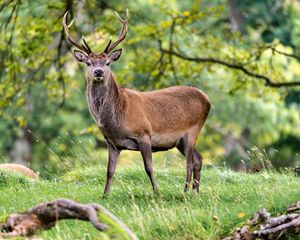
[
  {"xmin": 0, "ymin": 0, "xmax": 299, "ymax": 173},
  {"xmin": 238, "ymin": 0, "xmax": 300, "ymax": 47},
  {"xmin": 0, "ymin": 165, "xmax": 299, "ymax": 239}
]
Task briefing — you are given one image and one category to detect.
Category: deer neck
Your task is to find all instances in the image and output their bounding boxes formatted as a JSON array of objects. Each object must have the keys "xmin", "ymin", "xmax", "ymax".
[{"xmin": 87, "ymin": 72, "xmax": 124, "ymax": 131}]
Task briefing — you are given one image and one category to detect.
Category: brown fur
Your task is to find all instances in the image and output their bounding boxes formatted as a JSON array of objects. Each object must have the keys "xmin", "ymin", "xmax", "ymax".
[
  {"xmin": 86, "ymin": 73, "xmax": 210, "ymax": 150},
  {"xmin": 0, "ymin": 163, "xmax": 38, "ymax": 180},
  {"xmin": 122, "ymin": 85, "xmax": 210, "ymax": 138}
]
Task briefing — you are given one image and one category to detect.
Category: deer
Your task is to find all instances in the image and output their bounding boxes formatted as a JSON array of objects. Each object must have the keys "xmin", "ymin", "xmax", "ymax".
[{"xmin": 63, "ymin": 10, "xmax": 211, "ymax": 196}]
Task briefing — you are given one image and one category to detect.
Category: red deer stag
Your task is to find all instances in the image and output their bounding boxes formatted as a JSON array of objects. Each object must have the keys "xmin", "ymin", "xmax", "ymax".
[{"xmin": 63, "ymin": 10, "xmax": 210, "ymax": 195}]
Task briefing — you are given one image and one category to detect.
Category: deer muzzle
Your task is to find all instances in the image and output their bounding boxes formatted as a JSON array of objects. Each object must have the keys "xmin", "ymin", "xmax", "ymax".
[{"xmin": 93, "ymin": 68, "xmax": 105, "ymax": 81}]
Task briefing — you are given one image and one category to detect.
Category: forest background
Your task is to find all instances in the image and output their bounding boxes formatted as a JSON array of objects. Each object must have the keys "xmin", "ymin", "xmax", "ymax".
[{"xmin": 0, "ymin": 0, "xmax": 300, "ymax": 177}]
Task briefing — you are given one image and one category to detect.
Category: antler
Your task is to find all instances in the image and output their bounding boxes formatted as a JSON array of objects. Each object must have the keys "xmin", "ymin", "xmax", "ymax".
[
  {"xmin": 104, "ymin": 9, "xmax": 129, "ymax": 54},
  {"xmin": 63, "ymin": 11, "xmax": 92, "ymax": 55}
]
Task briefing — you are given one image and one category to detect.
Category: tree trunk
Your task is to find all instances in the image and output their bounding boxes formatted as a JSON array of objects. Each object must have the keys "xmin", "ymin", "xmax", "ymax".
[
  {"xmin": 10, "ymin": 129, "xmax": 32, "ymax": 166},
  {"xmin": 228, "ymin": 0, "xmax": 246, "ymax": 34}
]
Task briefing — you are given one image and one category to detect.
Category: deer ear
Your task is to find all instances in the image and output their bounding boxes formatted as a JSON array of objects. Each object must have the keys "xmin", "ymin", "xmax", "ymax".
[
  {"xmin": 109, "ymin": 49, "xmax": 122, "ymax": 62},
  {"xmin": 73, "ymin": 50, "xmax": 88, "ymax": 63}
]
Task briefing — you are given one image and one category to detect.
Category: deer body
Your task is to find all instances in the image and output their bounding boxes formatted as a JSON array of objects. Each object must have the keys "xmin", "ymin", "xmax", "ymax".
[
  {"xmin": 87, "ymin": 72, "xmax": 210, "ymax": 152},
  {"xmin": 63, "ymin": 10, "xmax": 210, "ymax": 195}
]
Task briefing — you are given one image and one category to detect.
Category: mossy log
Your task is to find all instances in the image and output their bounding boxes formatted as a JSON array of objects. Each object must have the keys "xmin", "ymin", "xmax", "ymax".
[
  {"xmin": 223, "ymin": 201, "xmax": 300, "ymax": 240},
  {"xmin": 0, "ymin": 198, "xmax": 137, "ymax": 240}
]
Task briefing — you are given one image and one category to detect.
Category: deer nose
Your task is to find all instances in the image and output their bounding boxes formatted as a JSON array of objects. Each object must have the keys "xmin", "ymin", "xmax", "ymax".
[{"xmin": 93, "ymin": 68, "xmax": 104, "ymax": 77}]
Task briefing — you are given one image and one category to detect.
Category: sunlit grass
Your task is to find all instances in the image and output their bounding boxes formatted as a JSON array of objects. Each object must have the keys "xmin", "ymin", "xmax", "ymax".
[{"xmin": 0, "ymin": 165, "xmax": 299, "ymax": 239}]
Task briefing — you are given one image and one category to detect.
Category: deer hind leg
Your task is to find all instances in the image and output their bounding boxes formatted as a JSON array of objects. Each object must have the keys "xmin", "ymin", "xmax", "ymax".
[
  {"xmin": 176, "ymin": 136, "xmax": 194, "ymax": 192},
  {"xmin": 138, "ymin": 138, "xmax": 158, "ymax": 193},
  {"xmin": 192, "ymin": 150, "xmax": 203, "ymax": 192}
]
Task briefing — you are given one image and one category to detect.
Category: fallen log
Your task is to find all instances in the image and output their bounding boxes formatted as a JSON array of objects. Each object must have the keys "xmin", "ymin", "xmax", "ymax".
[
  {"xmin": 223, "ymin": 201, "xmax": 300, "ymax": 240},
  {"xmin": 0, "ymin": 198, "xmax": 137, "ymax": 240}
]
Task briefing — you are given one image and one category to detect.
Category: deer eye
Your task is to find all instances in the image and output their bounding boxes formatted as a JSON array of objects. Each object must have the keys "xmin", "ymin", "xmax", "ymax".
[
  {"xmin": 105, "ymin": 61, "xmax": 110, "ymax": 66},
  {"xmin": 86, "ymin": 61, "xmax": 91, "ymax": 66}
]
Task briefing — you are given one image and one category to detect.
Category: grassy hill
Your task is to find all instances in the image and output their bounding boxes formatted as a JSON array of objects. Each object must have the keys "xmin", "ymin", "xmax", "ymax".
[{"xmin": 0, "ymin": 166, "xmax": 299, "ymax": 239}]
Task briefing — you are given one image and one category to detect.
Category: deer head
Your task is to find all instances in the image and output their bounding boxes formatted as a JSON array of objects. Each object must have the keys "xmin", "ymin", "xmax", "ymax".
[{"xmin": 63, "ymin": 10, "xmax": 129, "ymax": 84}]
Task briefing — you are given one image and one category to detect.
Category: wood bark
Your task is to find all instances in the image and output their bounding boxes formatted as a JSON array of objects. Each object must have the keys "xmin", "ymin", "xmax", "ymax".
[
  {"xmin": 0, "ymin": 198, "xmax": 137, "ymax": 240},
  {"xmin": 223, "ymin": 201, "xmax": 300, "ymax": 240},
  {"xmin": 10, "ymin": 130, "xmax": 32, "ymax": 166}
]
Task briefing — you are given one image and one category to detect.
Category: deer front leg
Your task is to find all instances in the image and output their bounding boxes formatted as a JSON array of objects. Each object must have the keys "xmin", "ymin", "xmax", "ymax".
[
  {"xmin": 138, "ymin": 138, "xmax": 158, "ymax": 193},
  {"xmin": 103, "ymin": 142, "xmax": 120, "ymax": 196}
]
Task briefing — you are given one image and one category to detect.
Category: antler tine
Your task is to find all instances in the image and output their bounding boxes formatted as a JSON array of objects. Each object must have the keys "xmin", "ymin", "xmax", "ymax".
[
  {"xmin": 104, "ymin": 9, "xmax": 129, "ymax": 54},
  {"xmin": 104, "ymin": 39, "xmax": 112, "ymax": 53},
  {"xmin": 63, "ymin": 11, "xmax": 92, "ymax": 54},
  {"xmin": 114, "ymin": 8, "xmax": 129, "ymax": 23},
  {"xmin": 82, "ymin": 37, "xmax": 92, "ymax": 53}
]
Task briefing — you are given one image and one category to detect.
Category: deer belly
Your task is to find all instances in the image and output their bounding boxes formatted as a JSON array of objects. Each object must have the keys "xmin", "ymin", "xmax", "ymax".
[
  {"xmin": 151, "ymin": 132, "xmax": 183, "ymax": 148},
  {"xmin": 110, "ymin": 138, "xmax": 139, "ymax": 151}
]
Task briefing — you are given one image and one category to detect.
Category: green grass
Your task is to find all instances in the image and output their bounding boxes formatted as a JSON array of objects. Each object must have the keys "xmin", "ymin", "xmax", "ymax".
[{"xmin": 0, "ymin": 166, "xmax": 299, "ymax": 240}]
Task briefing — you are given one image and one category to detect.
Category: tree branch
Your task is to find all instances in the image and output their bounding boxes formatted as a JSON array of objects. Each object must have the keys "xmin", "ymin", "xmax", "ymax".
[
  {"xmin": 266, "ymin": 45, "xmax": 300, "ymax": 62},
  {"xmin": 223, "ymin": 201, "xmax": 300, "ymax": 240},
  {"xmin": 0, "ymin": 198, "xmax": 137, "ymax": 239},
  {"xmin": 148, "ymin": 40, "xmax": 167, "ymax": 84},
  {"xmin": 52, "ymin": 0, "xmax": 74, "ymax": 114},
  {"xmin": 160, "ymin": 48, "xmax": 300, "ymax": 88},
  {"xmin": 168, "ymin": 18, "xmax": 179, "ymax": 84}
]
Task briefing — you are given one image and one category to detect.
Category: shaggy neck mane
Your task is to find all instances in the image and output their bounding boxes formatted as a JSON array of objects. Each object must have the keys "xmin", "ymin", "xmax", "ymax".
[{"xmin": 87, "ymin": 73, "xmax": 124, "ymax": 133}]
